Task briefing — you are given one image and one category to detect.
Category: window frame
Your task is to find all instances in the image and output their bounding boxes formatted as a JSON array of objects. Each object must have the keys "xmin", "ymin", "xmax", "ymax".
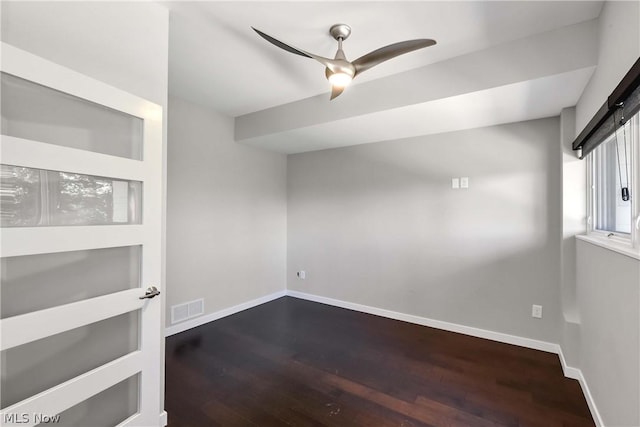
[{"xmin": 586, "ymin": 111, "xmax": 640, "ymax": 252}]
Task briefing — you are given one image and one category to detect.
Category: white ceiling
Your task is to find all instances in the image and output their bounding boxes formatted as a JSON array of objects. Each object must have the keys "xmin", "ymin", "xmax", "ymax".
[{"xmin": 166, "ymin": 1, "xmax": 604, "ymax": 153}]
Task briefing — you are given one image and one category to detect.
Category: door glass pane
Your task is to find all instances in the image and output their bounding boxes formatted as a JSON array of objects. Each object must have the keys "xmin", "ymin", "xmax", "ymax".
[
  {"xmin": 1, "ymin": 246, "xmax": 141, "ymax": 319},
  {"xmin": 55, "ymin": 374, "xmax": 139, "ymax": 427},
  {"xmin": 1, "ymin": 72, "xmax": 143, "ymax": 160},
  {"xmin": 1, "ymin": 311, "xmax": 139, "ymax": 408},
  {"xmin": 0, "ymin": 165, "xmax": 142, "ymax": 227}
]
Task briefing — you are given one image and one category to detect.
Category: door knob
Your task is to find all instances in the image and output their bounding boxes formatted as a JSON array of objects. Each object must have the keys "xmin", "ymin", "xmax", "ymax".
[{"xmin": 139, "ymin": 286, "xmax": 160, "ymax": 300}]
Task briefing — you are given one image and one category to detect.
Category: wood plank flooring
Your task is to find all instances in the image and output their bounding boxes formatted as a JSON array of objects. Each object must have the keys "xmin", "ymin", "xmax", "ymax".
[{"xmin": 165, "ymin": 297, "xmax": 594, "ymax": 427}]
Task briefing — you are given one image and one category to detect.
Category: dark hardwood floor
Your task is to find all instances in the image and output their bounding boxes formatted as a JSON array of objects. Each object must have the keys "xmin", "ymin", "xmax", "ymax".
[{"xmin": 165, "ymin": 297, "xmax": 594, "ymax": 427}]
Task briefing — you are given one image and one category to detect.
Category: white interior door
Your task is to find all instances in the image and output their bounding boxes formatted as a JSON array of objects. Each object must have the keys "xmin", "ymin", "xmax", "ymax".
[{"xmin": 0, "ymin": 43, "xmax": 164, "ymax": 427}]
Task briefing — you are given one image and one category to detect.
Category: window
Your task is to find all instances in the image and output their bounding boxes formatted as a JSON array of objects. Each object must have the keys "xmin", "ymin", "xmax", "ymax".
[{"xmin": 587, "ymin": 110, "xmax": 640, "ymax": 249}]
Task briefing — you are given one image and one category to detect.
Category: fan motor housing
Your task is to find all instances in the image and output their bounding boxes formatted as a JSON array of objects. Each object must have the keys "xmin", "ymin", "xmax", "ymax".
[{"xmin": 329, "ymin": 24, "xmax": 351, "ymax": 41}]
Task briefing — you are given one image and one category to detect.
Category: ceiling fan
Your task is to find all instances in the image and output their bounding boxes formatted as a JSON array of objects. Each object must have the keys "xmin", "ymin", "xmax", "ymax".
[{"xmin": 252, "ymin": 24, "xmax": 436, "ymax": 100}]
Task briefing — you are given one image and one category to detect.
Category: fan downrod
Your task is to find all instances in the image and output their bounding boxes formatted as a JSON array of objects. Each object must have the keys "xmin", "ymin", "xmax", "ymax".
[{"xmin": 329, "ymin": 24, "xmax": 351, "ymax": 41}]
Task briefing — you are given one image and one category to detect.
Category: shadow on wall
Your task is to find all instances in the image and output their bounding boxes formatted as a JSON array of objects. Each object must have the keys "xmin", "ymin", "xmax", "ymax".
[{"xmin": 287, "ymin": 118, "xmax": 562, "ymax": 343}]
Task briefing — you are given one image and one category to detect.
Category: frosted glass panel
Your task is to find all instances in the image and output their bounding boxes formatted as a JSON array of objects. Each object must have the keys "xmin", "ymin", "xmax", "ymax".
[
  {"xmin": 53, "ymin": 374, "xmax": 139, "ymax": 427},
  {"xmin": 0, "ymin": 164, "xmax": 142, "ymax": 227},
  {"xmin": 1, "ymin": 312, "xmax": 139, "ymax": 408},
  {"xmin": 1, "ymin": 246, "xmax": 141, "ymax": 319},
  {"xmin": 1, "ymin": 72, "xmax": 143, "ymax": 160}
]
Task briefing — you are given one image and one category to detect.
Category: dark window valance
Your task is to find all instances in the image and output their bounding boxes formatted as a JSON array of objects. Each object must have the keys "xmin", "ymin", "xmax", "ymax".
[{"xmin": 572, "ymin": 57, "xmax": 640, "ymax": 158}]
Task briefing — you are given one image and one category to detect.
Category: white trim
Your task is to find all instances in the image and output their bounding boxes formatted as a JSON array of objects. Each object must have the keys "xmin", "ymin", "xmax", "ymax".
[
  {"xmin": 0, "ymin": 42, "xmax": 165, "ymax": 425},
  {"xmin": 576, "ymin": 234, "xmax": 640, "ymax": 260},
  {"xmin": 557, "ymin": 346, "xmax": 603, "ymax": 426},
  {"xmin": 286, "ymin": 290, "xmax": 558, "ymax": 352},
  {"xmin": 0, "ymin": 352, "xmax": 142, "ymax": 427},
  {"xmin": 159, "ymin": 411, "xmax": 168, "ymax": 427},
  {"xmin": 586, "ymin": 112, "xmax": 640, "ymax": 254},
  {"xmin": 0, "ymin": 225, "xmax": 145, "ymax": 257},
  {"xmin": 557, "ymin": 346, "xmax": 581, "ymax": 380},
  {"xmin": 629, "ymin": 112, "xmax": 639, "ymax": 250},
  {"xmin": 164, "ymin": 290, "xmax": 286, "ymax": 337},
  {"xmin": 162, "ymin": 289, "xmax": 604, "ymax": 426},
  {"xmin": 116, "ymin": 410, "xmax": 167, "ymax": 427},
  {"xmin": 575, "ymin": 370, "xmax": 605, "ymax": 427},
  {"xmin": 116, "ymin": 413, "xmax": 139, "ymax": 427},
  {"xmin": 1, "ymin": 43, "xmax": 160, "ymax": 119},
  {"xmin": 1, "ymin": 135, "xmax": 145, "ymax": 181},
  {"xmin": 286, "ymin": 290, "xmax": 604, "ymax": 426},
  {"xmin": 0, "ymin": 289, "xmax": 143, "ymax": 350}
]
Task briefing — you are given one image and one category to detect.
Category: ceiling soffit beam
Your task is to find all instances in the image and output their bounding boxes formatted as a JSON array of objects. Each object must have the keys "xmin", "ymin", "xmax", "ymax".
[
  {"xmin": 235, "ymin": 19, "xmax": 598, "ymax": 142},
  {"xmin": 238, "ymin": 67, "xmax": 595, "ymax": 154}
]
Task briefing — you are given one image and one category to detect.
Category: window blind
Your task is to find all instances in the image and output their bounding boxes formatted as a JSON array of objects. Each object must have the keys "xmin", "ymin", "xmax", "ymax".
[{"xmin": 572, "ymin": 57, "xmax": 640, "ymax": 159}]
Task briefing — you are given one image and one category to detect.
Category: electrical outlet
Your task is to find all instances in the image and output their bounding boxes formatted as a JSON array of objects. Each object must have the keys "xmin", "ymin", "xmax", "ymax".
[
  {"xmin": 297, "ymin": 271, "xmax": 306, "ymax": 280},
  {"xmin": 532, "ymin": 305, "xmax": 543, "ymax": 319},
  {"xmin": 460, "ymin": 177, "xmax": 469, "ymax": 188},
  {"xmin": 452, "ymin": 178, "xmax": 460, "ymax": 189}
]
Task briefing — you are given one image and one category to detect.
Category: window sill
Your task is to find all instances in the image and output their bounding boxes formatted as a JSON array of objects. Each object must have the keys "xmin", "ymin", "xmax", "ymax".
[{"xmin": 576, "ymin": 234, "xmax": 640, "ymax": 260}]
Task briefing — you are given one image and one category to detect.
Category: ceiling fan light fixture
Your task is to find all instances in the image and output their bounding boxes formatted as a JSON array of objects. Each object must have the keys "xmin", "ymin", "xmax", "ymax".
[
  {"xmin": 252, "ymin": 24, "xmax": 436, "ymax": 100},
  {"xmin": 328, "ymin": 71, "xmax": 353, "ymax": 88}
]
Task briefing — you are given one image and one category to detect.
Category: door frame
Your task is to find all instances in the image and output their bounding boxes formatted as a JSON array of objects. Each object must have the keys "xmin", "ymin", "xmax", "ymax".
[{"xmin": 0, "ymin": 42, "xmax": 165, "ymax": 427}]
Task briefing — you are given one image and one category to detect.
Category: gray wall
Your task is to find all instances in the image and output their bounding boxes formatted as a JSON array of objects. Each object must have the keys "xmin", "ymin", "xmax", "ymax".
[
  {"xmin": 166, "ymin": 96, "xmax": 287, "ymax": 325},
  {"xmin": 288, "ymin": 118, "xmax": 562, "ymax": 343},
  {"xmin": 559, "ymin": 107, "xmax": 584, "ymax": 369},
  {"xmin": 569, "ymin": 2, "xmax": 640, "ymax": 425},
  {"xmin": 576, "ymin": 241, "xmax": 639, "ymax": 426},
  {"xmin": 575, "ymin": 0, "xmax": 639, "ymax": 132}
]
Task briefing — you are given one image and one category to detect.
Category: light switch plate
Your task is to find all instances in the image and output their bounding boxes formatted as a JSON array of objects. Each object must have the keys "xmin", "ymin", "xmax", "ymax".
[
  {"xmin": 452, "ymin": 178, "xmax": 460, "ymax": 189},
  {"xmin": 460, "ymin": 177, "xmax": 469, "ymax": 188}
]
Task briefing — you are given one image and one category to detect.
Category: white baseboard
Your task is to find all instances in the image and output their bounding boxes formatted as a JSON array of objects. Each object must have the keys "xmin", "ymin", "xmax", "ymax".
[
  {"xmin": 159, "ymin": 411, "xmax": 168, "ymax": 427},
  {"xmin": 162, "ymin": 288, "xmax": 602, "ymax": 426},
  {"xmin": 164, "ymin": 290, "xmax": 286, "ymax": 336},
  {"xmin": 286, "ymin": 290, "xmax": 604, "ymax": 426},
  {"xmin": 286, "ymin": 290, "xmax": 558, "ymax": 352},
  {"xmin": 574, "ymin": 370, "xmax": 604, "ymax": 427},
  {"xmin": 557, "ymin": 345, "xmax": 581, "ymax": 380},
  {"xmin": 556, "ymin": 346, "xmax": 603, "ymax": 426}
]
